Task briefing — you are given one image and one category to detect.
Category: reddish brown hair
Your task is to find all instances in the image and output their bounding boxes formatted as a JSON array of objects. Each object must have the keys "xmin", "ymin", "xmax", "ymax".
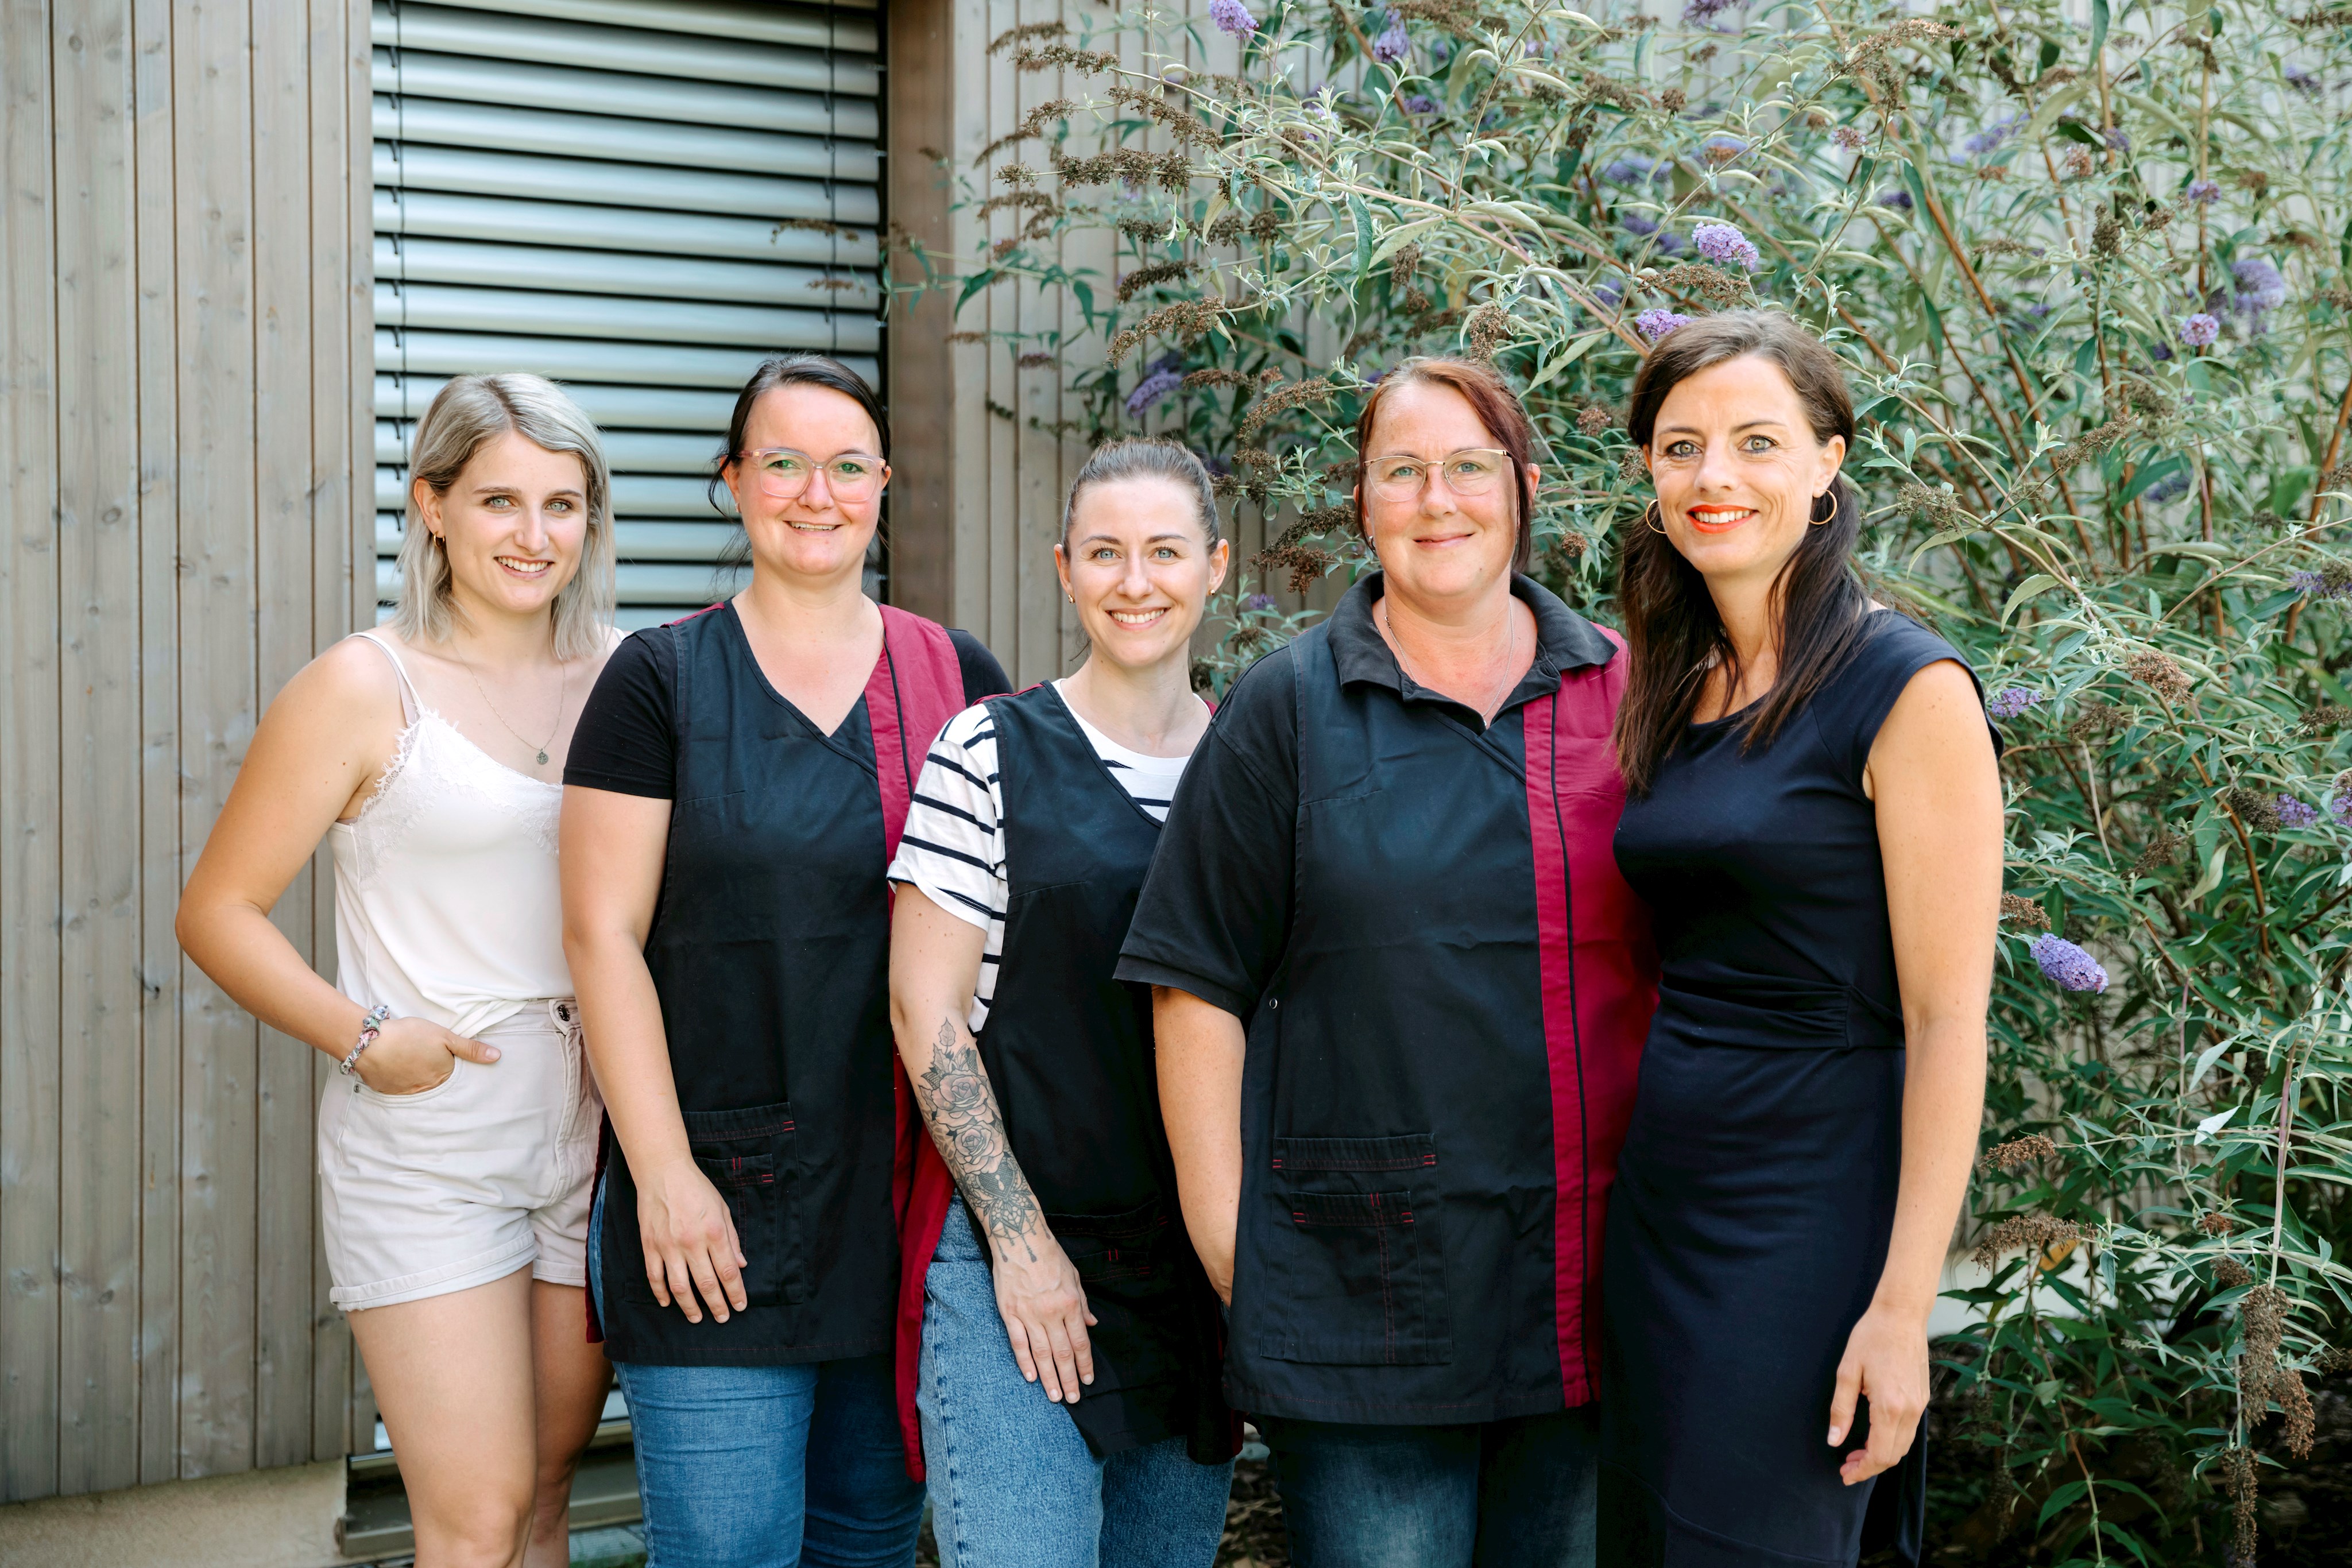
[{"xmin": 1352, "ymin": 357, "xmax": 1538, "ymax": 573}]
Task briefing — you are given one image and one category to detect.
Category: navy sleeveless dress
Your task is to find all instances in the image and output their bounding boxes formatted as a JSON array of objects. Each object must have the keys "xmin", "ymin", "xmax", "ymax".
[{"xmin": 1600, "ymin": 611, "xmax": 1993, "ymax": 1566}]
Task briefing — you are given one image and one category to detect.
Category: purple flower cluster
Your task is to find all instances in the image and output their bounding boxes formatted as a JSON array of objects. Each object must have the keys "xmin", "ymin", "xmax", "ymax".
[
  {"xmin": 1125, "ymin": 353, "xmax": 1183, "ymax": 418},
  {"xmin": 1242, "ymin": 593, "xmax": 1277, "ymax": 611},
  {"xmin": 1831, "ymin": 125, "xmax": 1866, "ymax": 151},
  {"xmin": 1984, "ymin": 688, "xmax": 2044, "ymax": 720},
  {"xmin": 2333, "ymin": 787, "xmax": 2352, "ymax": 827},
  {"xmin": 2275, "ymin": 795, "xmax": 2324, "ymax": 831},
  {"xmin": 1401, "ymin": 92, "xmax": 1439, "ymax": 115},
  {"xmin": 1681, "ymin": 0, "xmax": 1738, "ymax": 22},
  {"xmin": 1692, "ymin": 221, "xmax": 1761, "ymax": 270},
  {"xmin": 2143, "ymin": 471, "xmax": 2191, "ymax": 504},
  {"xmin": 1877, "ymin": 188, "xmax": 1914, "ymax": 212},
  {"xmin": 2185, "ymin": 178, "xmax": 2221, "ymax": 204},
  {"xmin": 1636, "ymin": 309, "xmax": 1692, "ymax": 340},
  {"xmin": 2232, "ymin": 257, "xmax": 2287, "ymax": 315},
  {"xmin": 1371, "ymin": 10, "xmax": 1410, "ymax": 64},
  {"xmin": 2030, "ymin": 934, "xmax": 2110, "ymax": 994},
  {"xmin": 1600, "ymin": 156, "xmax": 1662, "ymax": 188},
  {"xmin": 1621, "ymin": 211, "xmax": 1661, "ymax": 237},
  {"xmin": 1964, "ymin": 116, "xmax": 2020, "ymax": 157},
  {"xmin": 2179, "ymin": 313, "xmax": 2221, "ymax": 349},
  {"xmin": 2285, "ymin": 64, "xmax": 2322, "ymax": 97},
  {"xmin": 2289, "ymin": 568, "xmax": 2352, "ymax": 599},
  {"xmin": 1209, "ymin": 0, "xmax": 1258, "ymax": 36},
  {"xmin": 2103, "ymin": 127, "xmax": 2130, "ymax": 152}
]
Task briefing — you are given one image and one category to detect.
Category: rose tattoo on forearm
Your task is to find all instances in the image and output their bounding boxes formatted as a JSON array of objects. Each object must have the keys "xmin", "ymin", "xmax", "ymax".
[{"xmin": 916, "ymin": 1018, "xmax": 1047, "ymax": 1261}]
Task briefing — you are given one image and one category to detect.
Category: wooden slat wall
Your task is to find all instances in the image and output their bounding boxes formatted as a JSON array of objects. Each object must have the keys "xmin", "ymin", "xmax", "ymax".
[
  {"xmin": 0, "ymin": 0, "xmax": 372, "ymax": 1505},
  {"xmin": 887, "ymin": 0, "xmax": 1344, "ymax": 683}
]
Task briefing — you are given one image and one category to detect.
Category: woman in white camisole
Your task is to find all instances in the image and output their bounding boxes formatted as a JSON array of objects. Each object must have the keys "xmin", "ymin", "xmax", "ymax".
[{"xmin": 177, "ymin": 374, "xmax": 621, "ymax": 1568}]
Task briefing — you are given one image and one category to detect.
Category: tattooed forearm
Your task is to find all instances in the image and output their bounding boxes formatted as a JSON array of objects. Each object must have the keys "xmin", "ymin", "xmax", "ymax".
[{"xmin": 916, "ymin": 1017, "xmax": 1047, "ymax": 1263}]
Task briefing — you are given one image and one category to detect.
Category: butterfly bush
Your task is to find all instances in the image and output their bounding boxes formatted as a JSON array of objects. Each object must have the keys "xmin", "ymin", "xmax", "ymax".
[{"xmin": 911, "ymin": 0, "xmax": 2352, "ymax": 1550}]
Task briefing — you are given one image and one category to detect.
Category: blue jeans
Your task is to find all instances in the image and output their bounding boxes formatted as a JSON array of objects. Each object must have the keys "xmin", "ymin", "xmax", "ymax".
[
  {"xmin": 590, "ymin": 1174, "xmax": 926, "ymax": 1568},
  {"xmin": 1257, "ymin": 1406, "xmax": 1599, "ymax": 1568},
  {"xmin": 919, "ymin": 1198, "xmax": 1233, "ymax": 1568}
]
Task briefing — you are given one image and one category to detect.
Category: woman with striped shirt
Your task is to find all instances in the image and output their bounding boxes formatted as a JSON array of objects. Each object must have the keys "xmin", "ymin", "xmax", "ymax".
[{"xmin": 886, "ymin": 440, "xmax": 1238, "ymax": 1567}]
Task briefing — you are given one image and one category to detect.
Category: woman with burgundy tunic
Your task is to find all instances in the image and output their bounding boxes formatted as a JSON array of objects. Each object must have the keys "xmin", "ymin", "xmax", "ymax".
[
  {"xmin": 888, "ymin": 440, "xmax": 1238, "ymax": 1566},
  {"xmin": 1120, "ymin": 358, "xmax": 1658, "ymax": 1566},
  {"xmin": 560, "ymin": 355, "xmax": 1007, "ymax": 1568},
  {"xmin": 1601, "ymin": 312, "xmax": 1999, "ymax": 1565}
]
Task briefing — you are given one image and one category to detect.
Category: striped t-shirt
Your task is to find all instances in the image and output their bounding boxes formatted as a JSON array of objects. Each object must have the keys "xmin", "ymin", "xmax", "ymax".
[{"xmin": 885, "ymin": 680, "xmax": 1198, "ymax": 1029}]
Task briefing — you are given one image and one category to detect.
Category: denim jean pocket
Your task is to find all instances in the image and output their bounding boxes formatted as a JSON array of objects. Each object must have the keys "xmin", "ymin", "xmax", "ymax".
[
  {"xmin": 674, "ymin": 1101, "xmax": 804, "ymax": 1307},
  {"xmin": 1259, "ymin": 1133, "xmax": 1450, "ymax": 1366}
]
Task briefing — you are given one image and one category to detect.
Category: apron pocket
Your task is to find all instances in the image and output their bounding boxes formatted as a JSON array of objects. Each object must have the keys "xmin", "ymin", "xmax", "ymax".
[
  {"xmin": 1259, "ymin": 1132, "xmax": 1451, "ymax": 1366},
  {"xmin": 1050, "ymin": 1199, "xmax": 1190, "ymax": 1396},
  {"xmin": 680, "ymin": 1101, "xmax": 805, "ymax": 1308}
]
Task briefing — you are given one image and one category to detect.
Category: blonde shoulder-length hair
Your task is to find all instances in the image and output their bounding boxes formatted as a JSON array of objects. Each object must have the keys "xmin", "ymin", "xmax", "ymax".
[{"xmin": 393, "ymin": 373, "xmax": 615, "ymax": 660}]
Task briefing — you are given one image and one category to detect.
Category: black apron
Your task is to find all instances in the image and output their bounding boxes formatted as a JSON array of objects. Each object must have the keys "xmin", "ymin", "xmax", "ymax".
[
  {"xmin": 598, "ymin": 603, "xmax": 901, "ymax": 1366},
  {"xmin": 978, "ymin": 684, "xmax": 1231, "ymax": 1461}
]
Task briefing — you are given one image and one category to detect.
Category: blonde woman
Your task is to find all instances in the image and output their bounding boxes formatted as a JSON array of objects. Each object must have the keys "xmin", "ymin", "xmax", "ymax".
[{"xmin": 177, "ymin": 374, "xmax": 621, "ymax": 1568}]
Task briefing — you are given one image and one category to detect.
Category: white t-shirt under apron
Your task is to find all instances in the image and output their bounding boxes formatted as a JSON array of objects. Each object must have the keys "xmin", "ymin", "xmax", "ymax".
[{"xmin": 887, "ymin": 679, "xmax": 1196, "ymax": 1030}]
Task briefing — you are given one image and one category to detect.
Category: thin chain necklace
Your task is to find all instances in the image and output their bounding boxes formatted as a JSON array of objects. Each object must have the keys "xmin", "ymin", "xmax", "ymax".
[
  {"xmin": 455, "ymin": 646, "xmax": 568, "ymax": 766},
  {"xmin": 1377, "ymin": 597, "xmax": 1522, "ymax": 721}
]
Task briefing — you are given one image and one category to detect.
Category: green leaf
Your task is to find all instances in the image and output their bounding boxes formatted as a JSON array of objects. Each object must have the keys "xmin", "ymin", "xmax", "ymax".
[
  {"xmin": 2003, "ymin": 574, "xmax": 2062, "ymax": 624},
  {"xmin": 1525, "ymin": 331, "xmax": 1605, "ymax": 393},
  {"xmin": 2038, "ymin": 1478, "xmax": 2090, "ymax": 1527},
  {"xmin": 2090, "ymin": 0, "xmax": 2109, "ymax": 59}
]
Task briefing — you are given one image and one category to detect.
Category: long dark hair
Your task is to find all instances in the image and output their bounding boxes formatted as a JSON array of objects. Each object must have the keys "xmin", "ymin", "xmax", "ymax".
[
  {"xmin": 1352, "ymin": 357, "xmax": 1538, "ymax": 573},
  {"xmin": 1614, "ymin": 310, "xmax": 1870, "ymax": 796}
]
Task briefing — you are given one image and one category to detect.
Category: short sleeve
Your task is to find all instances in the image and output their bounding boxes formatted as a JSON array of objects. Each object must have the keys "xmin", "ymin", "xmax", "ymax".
[
  {"xmin": 564, "ymin": 628, "xmax": 678, "ymax": 798},
  {"xmin": 888, "ymin": 702, "xmax": 1007, "ymax": 934},
  {"xmin": 948, "ymin": 629, "xmax": 1011, "ymax": 704},
  {"xmin": 1814, "ymin": 613, "xmax": 1995, "ymax": 784},
  {"xmin": 1115, "ymin": 648, "xmax": 1301, "ymax": 1016}
]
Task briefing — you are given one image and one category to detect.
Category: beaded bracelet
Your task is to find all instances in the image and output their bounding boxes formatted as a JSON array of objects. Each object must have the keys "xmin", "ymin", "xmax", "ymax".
[{"xmin": 339, "ymin": 1004, "xmax": 391, "ymax": 1077}]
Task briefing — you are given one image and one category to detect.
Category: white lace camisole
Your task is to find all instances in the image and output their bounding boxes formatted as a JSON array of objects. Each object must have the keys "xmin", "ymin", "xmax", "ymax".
[{"xmin": 330, "ymin": 632, "xmax": 573, "ymax": 1040}]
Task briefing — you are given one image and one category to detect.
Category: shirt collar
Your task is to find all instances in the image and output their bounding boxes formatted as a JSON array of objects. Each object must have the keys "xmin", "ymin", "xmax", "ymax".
[{"xmin": 1327, "ymin": 570, "xmax": 1618, "ymax": 714}]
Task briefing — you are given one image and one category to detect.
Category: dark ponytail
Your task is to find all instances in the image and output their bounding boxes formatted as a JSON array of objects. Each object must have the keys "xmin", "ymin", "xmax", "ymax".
[{"xmin": 1614, "ymin": 311, "xmax": 1871, "ymax": 797}]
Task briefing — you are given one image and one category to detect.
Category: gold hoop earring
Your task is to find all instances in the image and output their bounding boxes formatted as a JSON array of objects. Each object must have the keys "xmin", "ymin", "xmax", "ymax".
[
  {"xmin": 1642, "ymin": 501, "xmax": 1668, "ymax": 535},
  {"xmin": 1809, "ymin": 491, "xmax": 1836, "ymax": 525}
]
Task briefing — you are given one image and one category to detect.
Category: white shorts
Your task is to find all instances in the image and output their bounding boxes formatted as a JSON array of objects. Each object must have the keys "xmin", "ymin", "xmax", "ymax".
[{"xmin": 320, "ymin": 998, "xmax": 603, "ymax": 1311}]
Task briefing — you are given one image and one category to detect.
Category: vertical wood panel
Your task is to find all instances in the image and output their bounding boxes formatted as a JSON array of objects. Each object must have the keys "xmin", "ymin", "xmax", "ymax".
[
  {"xmin": 883, "ymin": 0, "xmax": 954, "ymax": 623},
  {"xmin": 130, "ymin": 0, "xmax": 183, "ymax": 1486},
  {"xmin": 54, "ymin": 0, "xmax": 145, "ymax": 1496},
  {"xmin": 1, "ymin": 0, "xmax": 64, "ymax": 1507},
  {"xmin": 1009, "ymin": 0, "xmax": 1057, "ymax": 686},
  {"xmin": 948, "ymin": 0, "xmax": 991, "ymax": 638},
  {"xmin": 984, "ymin": 0, "xmax": 1016, "ymax": 659},
  {"xmin": 251, "ymin": 0, "xmax": 318, "ymax": 1470},
  {"xmin": 174, "ymin": 0, "xmax": 259, "ymax": 1478}
]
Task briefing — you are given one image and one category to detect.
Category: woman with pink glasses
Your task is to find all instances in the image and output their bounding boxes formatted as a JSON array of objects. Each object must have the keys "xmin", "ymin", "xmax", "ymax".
[{"xmin": 560, "ymin": 354, "xmax": 1006, "ymax": 1567}]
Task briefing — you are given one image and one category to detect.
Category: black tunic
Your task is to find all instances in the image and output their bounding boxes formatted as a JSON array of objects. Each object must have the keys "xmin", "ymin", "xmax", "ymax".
[
  {"xmin": 968, "ymin": 683, "xmax": 1229, "ymax": 1461},
  {"xmin": 1601, "ymin": 610, "xmax": 1994, "ymax": 1566},
  {"xmin": 1118, "ymin": 574, "xmax": 1657, "ymax": 1426},
  {"xmin": 567, "ymin": 603, "xmax": 1004, "ymax": 1366}
]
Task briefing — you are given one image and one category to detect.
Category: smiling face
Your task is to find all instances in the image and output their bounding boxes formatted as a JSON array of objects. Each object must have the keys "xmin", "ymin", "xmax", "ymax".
[
  {"xmin": 413, "ymin": 429, "xmax": 590, "ymax": 622},
  {"xmin": 1057, "ymin": 477, "xmax": 1229, "ymax": 674},
  {"xmin": 1356, "ymin": 379, "xmax": 1533, "ymax": 610},
  {"xmin": 724, "ymin": 382, "xmax": 887, "ymax": 589},
  {"xmin": 1643, "ymin": 353, "xmax": 1847, "ymax": 594}
]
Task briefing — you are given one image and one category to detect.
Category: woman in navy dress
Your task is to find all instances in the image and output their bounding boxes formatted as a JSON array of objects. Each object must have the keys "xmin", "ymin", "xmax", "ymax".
[{"xmin": 1599, "ymin": 312, "xmax": 2002, "ymax": 1565}]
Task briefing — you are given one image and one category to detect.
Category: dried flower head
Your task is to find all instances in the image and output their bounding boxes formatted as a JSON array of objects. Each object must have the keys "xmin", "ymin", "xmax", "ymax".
[
  {"xmin": 2067, "ymin": 700, "xmax": 2124, "ymax": 741},
  {"xmin": 1116, "ymin": 259, "xmax": 1198, "ymax": 303},
  {"xmin": 2199, "ymin": 1211, "xmax": 2242, "ymax": 1237},
  {"xmin": 1998, "ymin": 893, "xmax": 2051, "ymax": 930},
  {"xmin": 1658, "ymin": 262, "xmax": 1753, "ymax": 308},
  {"xmin": 1182, "ymin": 367, "xmax": 1253, "ymax": 392},
  {"xmin": 2221, "ymin": 785, "xmax": 2285, "ymax": 833},
  {"xmin": 2223, "ymin": 1445, "xmax": 2257, "ymax": 1564},
  {"xmin": 1978, "ymin": 1133, "xmax": 2058, "ymax": 1172},
  {"xmin": 1255, "ymin": 542, "xmax": 1337, "ymax": 593},
  {"xmin": 2030, "ymin": 934, "xmax": 2109, "ymax": 993},
  {"xmin": 1970, "ymin": 1211, "xmax": 2081, "ymax": 1272},
  {"xmin": 2063, "ymin": 146, "xmax": 2096, "ymax": 180},
  {"xmin": 1897, "ymin": 482, "xmax": 1960, "ymax": 526},
  {"xmin": 1831, "ymin": 124, "xmax": 1866, "ymax": 150},
  {"xmin": 2131, "ymin": 828, "xmax": 2181, "ymax": 876},
  {"xmin": 2303, "ymin": 703, "xmax": 2352, "ymax": 734},
  {"xmin": 1577, "ymin": 405, "xmax": 1614, "ymax": 436},
  {"xmin": 2125, "ymin": 648, "xmax": 2192, "ymax": 703},
  {"xmin": 1236, "ymin": 375, "xmax": 1339, "ymax": 442},
  {"xmin": 2216, "ymin": 1256, "xmax": 2254, "ymax": 1288},
  {"xmin": 2092, "ymin": 212, "xmax": 2122, "ymax": 256},
  {"xmin": 1107, "ymin": 299, "xmax": 1224, "ymax": 366},
  {"xmin": 2276, "ymin": 1368, "xmax": 2317, "ymax": 1458},
  {"xmin": 1464, "ymin": 302, "xmax": 1518, "ymax": 361},
  {"xmin": 1016, "ymin": 350, "xmax": 1058, "ymax": 369},
  {"xmin": 1659, "ymin": 87, "xmax": 1687, "ymax": 112}
]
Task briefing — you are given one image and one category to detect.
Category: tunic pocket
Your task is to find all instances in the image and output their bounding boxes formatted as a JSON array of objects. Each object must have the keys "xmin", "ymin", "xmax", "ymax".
[
  {"xmin": 636, "ymin": 1101, "xmax": 806, "ymax": 1308},
  {"xmin": 1259, "ymin": 1133, "xmax": 1450, "ymax": 1366}
]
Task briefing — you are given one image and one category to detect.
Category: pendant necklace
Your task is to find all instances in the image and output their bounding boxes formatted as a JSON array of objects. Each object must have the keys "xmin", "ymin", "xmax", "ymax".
[{"xmin": 459, "ymin": 650, "xmax": 568, "ymax": 766}]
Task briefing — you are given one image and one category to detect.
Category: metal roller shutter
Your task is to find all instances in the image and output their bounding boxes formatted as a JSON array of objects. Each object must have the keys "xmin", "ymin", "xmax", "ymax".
[{"xmin": 372, "ymin": 0, "xmax": 883, "ymax": 628}]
